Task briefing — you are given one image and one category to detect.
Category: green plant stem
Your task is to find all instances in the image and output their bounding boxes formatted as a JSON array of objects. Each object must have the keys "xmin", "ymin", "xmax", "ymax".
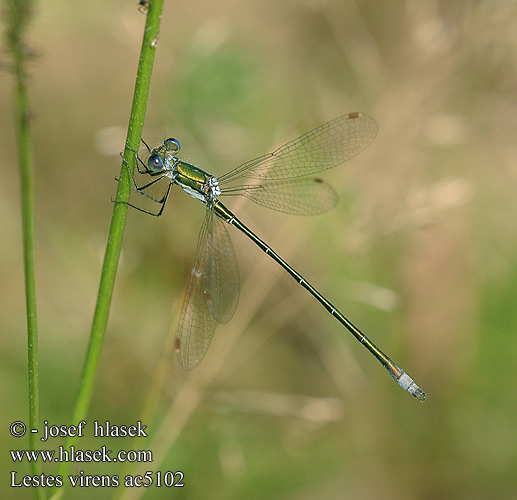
[
  {"xmin": 6, "ymin": 2, "xmax": 45, "ymax": 499},
  {"xmin": 17, "ymin": 69, "xmax": 44, "ymax": 500},
  {"xmin": 49, "ymin": 2, "xmax": 164, "ymax": 498}
]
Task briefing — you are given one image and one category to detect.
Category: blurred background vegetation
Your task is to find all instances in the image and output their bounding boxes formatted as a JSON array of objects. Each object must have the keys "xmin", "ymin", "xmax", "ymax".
[{"xmin": 1, "ymin": 0, "xmax": 516, "ymax": 498}]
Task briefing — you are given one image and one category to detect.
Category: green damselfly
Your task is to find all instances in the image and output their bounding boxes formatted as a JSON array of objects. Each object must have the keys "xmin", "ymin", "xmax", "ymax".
[{"xmin": 121, "ymin": 112, "xmax": 426, "ymax": 401}]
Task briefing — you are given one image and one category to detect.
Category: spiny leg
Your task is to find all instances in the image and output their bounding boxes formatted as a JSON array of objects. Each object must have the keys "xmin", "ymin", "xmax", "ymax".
[
  {"xmin": 114, "ymin": 149, "xmax": 173, "ymax": 216},
  {"xmin": 119, "ymin": 151, "xmax": 152, "ymax": 190},
  {"xmin": 113, "ymin": 181, "xmax": 172, "ymax": 217},
  {"xmin": 119, "ymin": 150, "xmax": 173, "ymax": 204},
  {"xmin": 122, "ymin": 143, "xmax": 150, "ymax": 175}
]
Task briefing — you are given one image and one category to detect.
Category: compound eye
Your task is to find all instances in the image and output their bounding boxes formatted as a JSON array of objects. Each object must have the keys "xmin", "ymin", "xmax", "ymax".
[
  {"xmin": 148, "ymin": 153, "xmax": 164, "ymax": 172},
  {"xmin": 164, "ymin": 137, "xmax": 180, "ymax": 153}
]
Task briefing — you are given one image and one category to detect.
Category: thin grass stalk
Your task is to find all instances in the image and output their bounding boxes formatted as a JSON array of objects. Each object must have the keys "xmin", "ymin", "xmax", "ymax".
[
  {"xmin": 5, "ymin": 2, "xmax": 45, "ymax": 499},
  {"xmin": 49, "ymin": 2, "xmax": 165, "ymax": 498}
]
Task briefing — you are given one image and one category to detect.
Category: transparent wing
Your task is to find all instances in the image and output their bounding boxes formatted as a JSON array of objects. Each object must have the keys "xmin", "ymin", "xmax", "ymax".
[
  {"xmin": 175, "ymin": 210, "xmax": 239, "ymax": 371},
  {"xmin": 221, "ymin": 178, "xmax": 339, "ymax": 215},
  {"xmin": 205, "ymin": 212, "xmax": 240, "ymax": 323},
  {"xmin": 219, "ymin": 112, "xmax": 377, "ymax": 183},
  {"xmin": 175, "ymin": 211, "xmax": 217, "ymax": 371}
]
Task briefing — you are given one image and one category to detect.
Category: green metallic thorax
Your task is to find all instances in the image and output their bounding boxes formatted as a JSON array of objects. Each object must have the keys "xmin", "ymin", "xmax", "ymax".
[{"xmin": 174, "ymin": 160, "xmax": 212, "ymax": 196}]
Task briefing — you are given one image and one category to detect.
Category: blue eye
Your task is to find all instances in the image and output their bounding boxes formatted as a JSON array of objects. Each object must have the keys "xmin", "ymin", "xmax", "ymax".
[
  {"xmin": 164, "ymin": 138, "xmax": 180, "ymax": 153},
  {"xmin": 148, "ymin": 153, "xmax": 164, "ymax": 172}
]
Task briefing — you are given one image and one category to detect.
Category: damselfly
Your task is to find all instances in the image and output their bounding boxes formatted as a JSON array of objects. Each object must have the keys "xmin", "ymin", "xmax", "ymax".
[{"xmin": 121, "ymin": 112, "xmax": 426, "ymax": 401}]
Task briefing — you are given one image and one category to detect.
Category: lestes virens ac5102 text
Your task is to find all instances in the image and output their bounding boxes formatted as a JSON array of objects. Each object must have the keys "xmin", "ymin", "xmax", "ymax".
[{"xmin": 120, "ymin": 112, "xmax": 426, "ymax": 401}]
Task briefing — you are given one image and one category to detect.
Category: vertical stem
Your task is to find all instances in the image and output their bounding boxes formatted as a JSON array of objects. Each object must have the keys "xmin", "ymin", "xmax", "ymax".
[
  {"xmin": 49, "ymin": 2, "xmax": 164, "ymax": 498},
  {"xmin": 18, "ymin": 65, "xmax": 44, "ymax": 500},
  {"xmin": 6, "ymin": 2, "xmax": 45, "ymax": 499}
]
